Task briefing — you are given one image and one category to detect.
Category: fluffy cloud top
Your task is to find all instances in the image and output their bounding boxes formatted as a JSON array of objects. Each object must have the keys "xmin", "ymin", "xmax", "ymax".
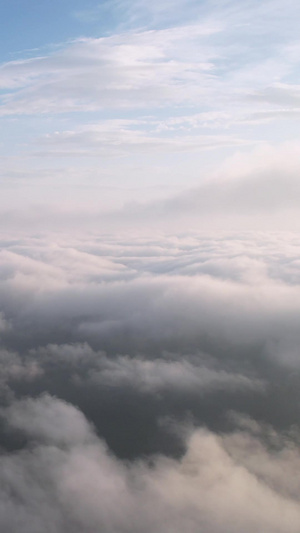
[
  {"xmin": 0, "ymin": 231, "xmax": 299, "ymax": 530},
  {"xmin": 1, "ymin": 394, "xmax": 300, "ymax": 533}
]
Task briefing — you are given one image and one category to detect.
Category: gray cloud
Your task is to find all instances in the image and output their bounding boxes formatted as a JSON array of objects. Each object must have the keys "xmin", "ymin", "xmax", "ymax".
[
  {"xmin": 0, "ymin": 231, "xmax": 300, "ymax": 530},
  {"xmin": 1, "ymin": 394, "xmax": 300, "ymax": 533}
]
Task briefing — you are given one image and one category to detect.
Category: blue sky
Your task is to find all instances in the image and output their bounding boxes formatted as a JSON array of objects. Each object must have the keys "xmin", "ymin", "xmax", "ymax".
[
  {"xmin": 0, "ymin": 0, "xmax": 113, "ymax": 61},
  {"xmin": 1, "ymin": 0, "xmax": 300, "ymax": 230}
]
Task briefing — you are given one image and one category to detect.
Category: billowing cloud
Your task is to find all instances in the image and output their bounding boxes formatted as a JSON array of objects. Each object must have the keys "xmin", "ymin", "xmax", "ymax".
[
  {"xmin": 0, "ymin": 232, "xmax": 299, "ymax": 454},
  {"xmin": 1, "ymin": 394, "xmax": 300, "ymax": 533},
  {"xmin": 0, "ymin": 231, "xmax": 300, "ymax": 529}
]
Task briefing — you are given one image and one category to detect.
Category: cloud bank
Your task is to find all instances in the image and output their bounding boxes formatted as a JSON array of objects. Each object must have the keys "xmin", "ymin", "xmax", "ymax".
[
  {"xmin": 1, "ymin": 394, "xmax": 300, "ymax": 533},
  {"xmin": 0, "ymin": 231, "xmax": 300, "ymax": 531}
]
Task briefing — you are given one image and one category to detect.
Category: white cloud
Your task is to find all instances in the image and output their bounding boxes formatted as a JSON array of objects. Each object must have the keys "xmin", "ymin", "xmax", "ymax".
[
  {"xmin": 1, "ymin": 0, "xmax": 300, "ymax": 120},
  {"xmin": 1, "ymin": 231, "xmax": 300, "ymax": 365},
  {"xmin": 0, "ymin": 25, "xmax": 219, "ymax": 116},
  {"xmin": 35, "ymin": 120, "xmax": 249, "ymax": 158}
]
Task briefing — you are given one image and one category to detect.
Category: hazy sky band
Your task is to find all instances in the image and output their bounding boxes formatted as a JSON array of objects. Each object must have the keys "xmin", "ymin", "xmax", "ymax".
[{"xmin": 0, "ymin": 0, "xmax": 300, "ymax": 228}]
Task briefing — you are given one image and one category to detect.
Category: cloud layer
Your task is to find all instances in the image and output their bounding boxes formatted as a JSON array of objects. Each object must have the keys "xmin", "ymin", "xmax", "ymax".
[
  {"xmin": 1, "ymin": 395, "xmax": 300, "ymax": 533},
  {"xmin": 0, "ymin": 231, "xmax": 300, "ymax": 531}
]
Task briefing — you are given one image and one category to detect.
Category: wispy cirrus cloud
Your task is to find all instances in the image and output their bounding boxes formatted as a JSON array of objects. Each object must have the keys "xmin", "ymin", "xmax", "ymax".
[
  {"xmin": 1, "ymin": 0, "xmax": 300, "ymax": 225},
  {"xmin": 0, "ymin": 24, "xmax": 219, "ymax": 116},
  {"xmin": 34, "ymin": 120, "xmax": 249, "ymax": 158},
  {"xmin": 1, "ymin": 0, "xmax": 300, "ymax": 118}
]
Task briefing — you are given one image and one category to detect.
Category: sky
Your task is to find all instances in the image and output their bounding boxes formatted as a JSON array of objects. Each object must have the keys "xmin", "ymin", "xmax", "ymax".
[
  {"xmin": 1, "ymin": 2, "xmax": 300, "ymax": 532},
  {"xmin": 1, "ymin": 0, "xmax": 300, "ymax": 230}
]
